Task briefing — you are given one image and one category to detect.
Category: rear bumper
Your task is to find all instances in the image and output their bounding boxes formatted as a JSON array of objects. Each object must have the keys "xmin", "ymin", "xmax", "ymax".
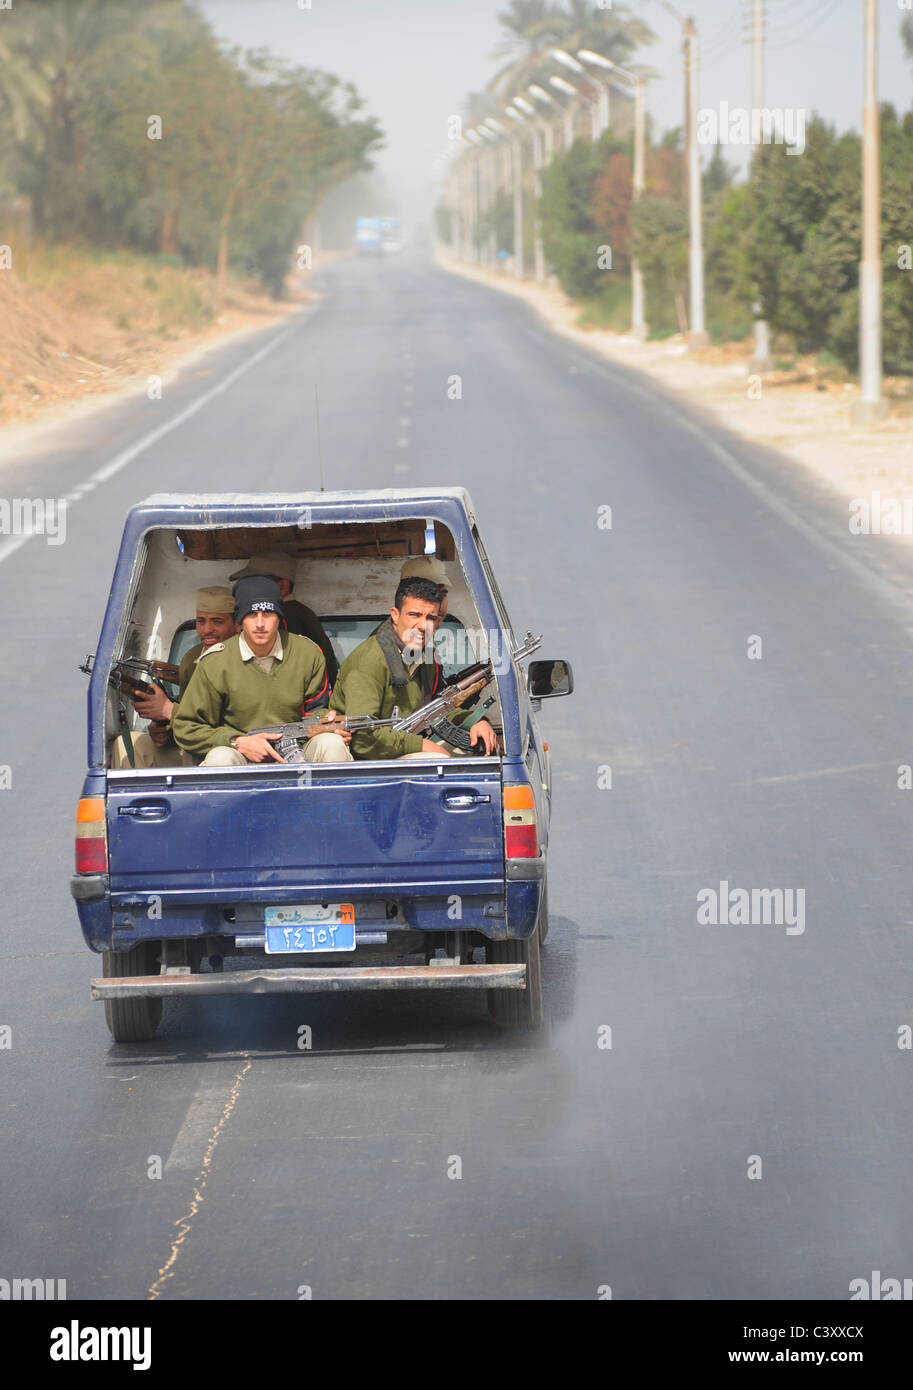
[
  {"xmin": 91, "ymin": 962, "xmax": 526, "ymax": 999},
  {"xmin": 71, "ymin": 874, "xmax": 107, "ymax": 902},
  {"xmin": 76, "ymin": 864, "xmax": 544, "ymax": 951},
  {"xmin": 506, "ymin": 857, "xmax": 544, "ymax": 880}
]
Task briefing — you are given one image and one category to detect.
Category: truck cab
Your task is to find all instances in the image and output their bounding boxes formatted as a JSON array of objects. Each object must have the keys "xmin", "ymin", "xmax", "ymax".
[{"xmin": 72, "ymin": 490, "xmax": 573, "ymax": 1041}]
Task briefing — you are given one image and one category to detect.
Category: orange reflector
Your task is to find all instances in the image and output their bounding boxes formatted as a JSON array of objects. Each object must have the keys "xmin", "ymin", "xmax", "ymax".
[
  {"xmin": 504, "ymin": 784, "xmax": 535, "ymax": 810},
  {"xmin": 77, "ymin": 797, "xmax": 105, "ymax": 823}
]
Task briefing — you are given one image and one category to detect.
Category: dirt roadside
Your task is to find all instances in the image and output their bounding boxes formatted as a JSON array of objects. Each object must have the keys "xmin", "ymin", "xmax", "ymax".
[
  {"xmin": 438, "ymin": 254, "xmax": 913, "ymax": 536},
  {"xmin": 0, "ymin": 254, "xmax": 343, "ymax": 459}
]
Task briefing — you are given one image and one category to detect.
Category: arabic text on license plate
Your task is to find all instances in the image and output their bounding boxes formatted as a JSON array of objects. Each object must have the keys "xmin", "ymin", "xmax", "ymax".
[{"xmin": 264, "ymin": 904, "xmax": 356, "ymax": 953}]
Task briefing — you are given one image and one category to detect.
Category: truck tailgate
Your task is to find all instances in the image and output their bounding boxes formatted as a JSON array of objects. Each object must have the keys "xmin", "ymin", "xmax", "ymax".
[{"xmin": 105, "ymin": 761, "xmax": 504, "ymax": 900}]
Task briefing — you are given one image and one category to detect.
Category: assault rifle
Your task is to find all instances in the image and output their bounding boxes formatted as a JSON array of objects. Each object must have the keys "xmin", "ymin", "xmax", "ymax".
[
  {"xmin": 80, "ymin": 654, "xmax": 182, "ymax": 701},
  {"xmin": 78, "ymin": 654, "xmax": 183, "ymax": 770},
  {"xmin": 109, "ymin": 658, "xmax": 181, "ymax": 701},
  {"xmin": 250, "ymin": 631, "xmax": 542, "ymax": 761}
]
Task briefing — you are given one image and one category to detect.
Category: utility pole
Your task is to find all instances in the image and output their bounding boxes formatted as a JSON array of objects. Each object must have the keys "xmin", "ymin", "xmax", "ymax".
[
  {"xmin": 662, "ymin": 2, "xmax": 708, "ymax": 346},
  {"xmin": 684, "ymin": 16, "xmax": 709, "ymax": 346},
  {"xmin": 851, "ymin": 0, "xmax": 887, "ymax": 425},
  {"xmin": 510, "ymin": 132, "xmax": 525, "ymax": 279},
  {"xmin": 631, "ymin": 76, "xmax": 647, "ymax": 339},
  {"xmin": 748, "ymin": 0, "xmax": 774, "ymax": 371}
]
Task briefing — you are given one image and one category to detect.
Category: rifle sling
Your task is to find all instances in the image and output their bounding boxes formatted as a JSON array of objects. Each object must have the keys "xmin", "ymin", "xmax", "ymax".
[
  {"xmin": 375, "ymin": 617, "xmax": 439, "ymax": 699},
  {"xmin": 117, "ymin": 705, "xmax": 136, "ymax": 769}
]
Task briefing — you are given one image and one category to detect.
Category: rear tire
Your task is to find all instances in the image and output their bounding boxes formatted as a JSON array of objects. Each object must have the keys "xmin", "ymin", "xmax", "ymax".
[
  {"xmin": 102, "ymin": 941, "xmax": 162, "ymax": 1043},
  {"xmin": 486, "ymin": 921, "xmax": 543, "ymax": 1028}
]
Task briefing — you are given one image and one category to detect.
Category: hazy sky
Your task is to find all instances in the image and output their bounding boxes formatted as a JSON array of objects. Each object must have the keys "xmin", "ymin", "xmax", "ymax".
[{"xmin": 198, "ymin": 0, "xmax": 913, "ymax": 225}]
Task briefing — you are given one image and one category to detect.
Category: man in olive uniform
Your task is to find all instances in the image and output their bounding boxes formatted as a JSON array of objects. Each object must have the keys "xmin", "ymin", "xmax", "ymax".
[
  {"xmin": 111, "ymin": 718, "xmax": 196, "ymax": 771},
  {"xmin": 111, "ymin": 585, "xmax": 237, "ymax": 769},
  {"xmin": 172, "ymin": 576, "xmax": 349, "ymax": 766},
  {"xmin": 229, "ymin": 551, "xmax": 338, "ymax": 686},
  {"xmin": 330, "ymin": 577, "xmax": 497, "ymax": 760}
]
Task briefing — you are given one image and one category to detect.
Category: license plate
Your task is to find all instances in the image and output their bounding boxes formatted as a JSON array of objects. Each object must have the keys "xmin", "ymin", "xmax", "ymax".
[{"xmin": 264, "ymin": 903, "xmax": 355, "ymax": 954}]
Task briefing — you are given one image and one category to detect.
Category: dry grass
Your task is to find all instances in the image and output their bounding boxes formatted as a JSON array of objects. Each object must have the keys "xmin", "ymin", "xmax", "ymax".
[{"xmin": 0, "ymin": 242, "xmax": 306, "ymax": 426}]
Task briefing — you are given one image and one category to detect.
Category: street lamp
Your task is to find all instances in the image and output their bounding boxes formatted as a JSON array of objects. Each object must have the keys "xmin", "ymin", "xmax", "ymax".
[
  {"xmin": 548, "ymin": 74, "xmax": 579, "ymax": 149},
  {"xmin": 551, "ymin": 47, "xmax": 608, "ymax": 138},
  {"xmin": 852, "ymin": 0, "xmax": 887, "ymax": 425},
  {"xmin": 653, "ymin": 3, "xmax": 708, "ymax": 345},
  {"xmin": 463, "ymin": 130, "xmax": 485, "ymax": 265},
  {"xmin": 504, "ymin": 107, "xmax": 527, "ymax": 278},
  {"xmin": 578, "ymin": 49, "xmax": 648, "ymax": 340},
  {"xmin": 513, "ymin": 95, "xmax": 550, "ymax": 285}
]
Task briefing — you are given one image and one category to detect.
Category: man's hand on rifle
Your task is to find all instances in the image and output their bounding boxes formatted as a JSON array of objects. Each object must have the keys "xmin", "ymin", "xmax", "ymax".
[
  {"xmin": 131, "ymin": 682, "xmax": 174, "ymax": 722},
  {"xmin": 234, "ymin": 732, "xmax": 286, "ymax": 763},
  {"xmin": 303, "ymin": 710, "xmax": 353, "ymax": 744},
  {"xmin": 468, "ymin": 719, "xmax": 498, "ymax": 754}
]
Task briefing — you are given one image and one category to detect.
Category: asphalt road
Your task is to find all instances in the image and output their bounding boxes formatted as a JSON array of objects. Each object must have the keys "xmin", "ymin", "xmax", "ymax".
[{"xmin": 2, "ymin": 250, "xmax": 913, "ymax": 1301}]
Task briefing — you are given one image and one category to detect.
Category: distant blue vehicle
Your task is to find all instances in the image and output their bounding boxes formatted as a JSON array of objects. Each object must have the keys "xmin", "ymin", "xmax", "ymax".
[
  {"xmin": 72, "ymin": 490, "xmax": 573, "ymax": 1040},
  {"xmin": 354, "ymin": 216, "xmax": 383, "ymax": 254}
]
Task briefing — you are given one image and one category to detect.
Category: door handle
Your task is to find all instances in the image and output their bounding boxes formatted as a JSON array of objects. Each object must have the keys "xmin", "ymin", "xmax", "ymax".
[
  {"xmin": 117, "ymin": 803, "xmax": 169, "ymax": 820},
  {"xmin": 442, "ymin": 792, "xmax": 491, "ymax": 809}
]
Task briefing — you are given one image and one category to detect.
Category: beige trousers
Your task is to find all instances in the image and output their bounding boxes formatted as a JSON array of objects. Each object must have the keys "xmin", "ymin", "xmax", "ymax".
[
  {"xmin": 111, "ymin": 733, "xmax": 194, "ymax": 770},
  {"xmin": 202, "ymin": 732, "xmax": 354, "ymax": 766}
]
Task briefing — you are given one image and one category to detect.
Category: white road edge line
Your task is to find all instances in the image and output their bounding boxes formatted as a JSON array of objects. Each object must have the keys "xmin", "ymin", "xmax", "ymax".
[
  {"xmin": 552, "ymin": 333, "xmax": 913, "ymax": 616},
  {"xmin": 439, "ymin": 259, "xmax": 909, "ymax": 615},
  {"xmin": 0, "ymin": 318, "xmax": 301, "ymax": 568}
]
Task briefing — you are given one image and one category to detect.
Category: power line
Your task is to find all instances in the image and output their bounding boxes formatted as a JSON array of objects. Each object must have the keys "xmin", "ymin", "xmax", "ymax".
[{"xmin": 766, "ymin": 0, "xmax": 843, "ymax": 47}]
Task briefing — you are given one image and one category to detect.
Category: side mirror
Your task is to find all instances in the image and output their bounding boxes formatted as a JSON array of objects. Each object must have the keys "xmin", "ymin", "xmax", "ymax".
[{"xmin": 527, "ymin": 659, "xmax": 574, "ymax": 699}]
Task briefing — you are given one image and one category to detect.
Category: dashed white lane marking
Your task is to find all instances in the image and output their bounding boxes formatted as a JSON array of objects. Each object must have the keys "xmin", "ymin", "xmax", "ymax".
[{"xmin": 164, "ymin": 1080, "xmax": 242, "ymax": 1172}]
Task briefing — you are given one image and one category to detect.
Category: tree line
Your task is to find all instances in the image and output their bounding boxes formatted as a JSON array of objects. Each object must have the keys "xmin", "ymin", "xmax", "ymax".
[
  {"xmin": 451, "ymin": 1, "xmax": 913, "ymax": 373},
  {"xmin": 0, "ymin": 0, "xmax": 383, "ymax": 295},
  {"xmin": 539, "ymin": 105, "xmax": 913, "ymax": 373}
]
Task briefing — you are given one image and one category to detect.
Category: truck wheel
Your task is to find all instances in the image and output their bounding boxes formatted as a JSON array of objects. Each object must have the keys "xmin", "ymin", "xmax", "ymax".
[
  {"xmin": 102, "ymin": 942, "xmax": 162, "ymax": 1043},
  {"xmin": 487, "ymin": 924, "xmax": 543, "ymax": 1028}
]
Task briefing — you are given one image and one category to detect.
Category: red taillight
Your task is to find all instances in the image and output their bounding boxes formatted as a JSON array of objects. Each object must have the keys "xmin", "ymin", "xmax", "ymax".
[
  {"xmin": 505, "ymin": 823, "xmax": 538, "ymax": 857},
  {"xmin": 504, "ymin": 784, "xmax": 539, "ymax": 859},
  {"xmin": 76, "ymin": 797, "xmax": 107, "ymax": 873}
]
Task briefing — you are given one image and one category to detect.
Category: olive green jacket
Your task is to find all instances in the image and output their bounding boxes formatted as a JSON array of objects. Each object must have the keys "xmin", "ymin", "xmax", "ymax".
[
  {"xmin": 173, "ymin": 633, "xmax": 328, "ymax": 756},
  {"xmin": 329, "ymin": 620, "xmax": 472, "ymax": 760},
  {"xmin": 283, "ymin": 598, "xmax": 338, "ymax": 686}
]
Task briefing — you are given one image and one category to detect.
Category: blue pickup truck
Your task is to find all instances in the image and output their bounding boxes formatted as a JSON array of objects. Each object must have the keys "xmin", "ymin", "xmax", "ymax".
[{"xmin": 72, "ymin": 490, "xmax": 572, "ymax": 1041}]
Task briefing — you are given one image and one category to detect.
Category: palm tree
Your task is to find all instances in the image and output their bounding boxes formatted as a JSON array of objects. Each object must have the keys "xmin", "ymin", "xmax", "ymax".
[
  {"xmin": 489, "ymin": 2, "xmax": 567, "ymax": 100},
  {"xmin": 558, "ymin": 1, "xmax": 655, "ymax": 67},
  {"xmin": 488, "ymin": 0, "xmax": 655, "ymax": 103},
  {"xmin": 903, "ymin": 12, "xmax": 913, "ymax": 62}
]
